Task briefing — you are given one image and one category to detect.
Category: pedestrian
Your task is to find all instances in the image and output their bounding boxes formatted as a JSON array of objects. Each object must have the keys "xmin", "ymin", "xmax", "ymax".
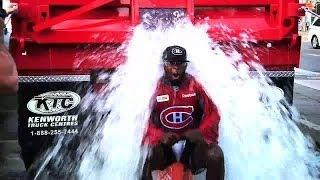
[
  {"xmin": 142, "ymin": 45, "xmax": 225, "ymax": 180},
  {"xmin": 0, "ymin": 2, "xmax": 18, "ymax": 94},
  {"xmin": 0, "ymin": 2, "xmax": 17, "ymax": 20}
]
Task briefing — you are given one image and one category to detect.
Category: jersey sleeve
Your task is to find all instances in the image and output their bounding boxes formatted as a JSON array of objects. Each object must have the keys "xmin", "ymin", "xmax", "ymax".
[
  {"xmin": 144, "ymin": 117, "xmax": 164, "ymax": 146},
  {"xmin": 144, "ymin": 93, "xmax": 165, "ymax": 146},
  {"xmin": 196, "ymin": 82, "xmax": 220, "ymax": 144},
  {"xmin": 143, "ymin": 81, "xmax": 165, "ymax": 146}
]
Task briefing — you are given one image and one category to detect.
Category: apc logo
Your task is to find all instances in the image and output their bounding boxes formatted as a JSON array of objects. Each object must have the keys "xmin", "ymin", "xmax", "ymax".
[
  {"xmin": 27, "ymin": 91, "xmax": 81, "ymax": 115},
  {"xmin": 171, "ymin": 48, "xmax": 183, "ymax": 55},
  {"xmin": 160, "ymin": 106, "xmax": 194, "ymax": 129}
]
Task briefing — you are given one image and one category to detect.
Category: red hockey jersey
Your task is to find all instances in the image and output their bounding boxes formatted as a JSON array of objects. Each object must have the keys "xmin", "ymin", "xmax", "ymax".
[{"xmin": 145, "ymin": 74, "xmax": 220, "ymax": 145}]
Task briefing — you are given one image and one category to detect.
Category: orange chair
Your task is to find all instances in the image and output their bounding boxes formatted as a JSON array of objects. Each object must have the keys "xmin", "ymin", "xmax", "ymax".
[
  {"xmin": 157, "ymin": 162, "xmax": 193, "ymax": 180},
  {"xmin": 156, "ymin": 140, "xmax": 193, "ymax": 180}
]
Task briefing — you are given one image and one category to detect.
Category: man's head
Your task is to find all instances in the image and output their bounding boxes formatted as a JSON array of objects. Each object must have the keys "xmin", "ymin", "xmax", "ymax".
[{"xmin": 162, "ymin": 45, "xmax": 188, "ymax": 86}]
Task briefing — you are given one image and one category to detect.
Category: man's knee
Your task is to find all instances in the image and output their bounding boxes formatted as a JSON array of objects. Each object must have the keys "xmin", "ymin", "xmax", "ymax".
[
  {"xmin": 148, "ymin": 144, "xmax": 174, "ymax": 171},
  {"xmin": 207, "ymin": 145, "xmax": 224, "ymax": 164},
  {"xmin": 206, "ymin": 145, "xmax": 225, "ymax": 180}
]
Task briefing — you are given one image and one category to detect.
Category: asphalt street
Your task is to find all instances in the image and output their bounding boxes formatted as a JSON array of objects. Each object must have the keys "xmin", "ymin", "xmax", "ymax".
[
  {"xmin": 300, "ymin": 41, "xmax": 320, "ymax": 73},
  {"xmin": 294, "ymin": 36, "xmax": 320, "ymax": 146}
]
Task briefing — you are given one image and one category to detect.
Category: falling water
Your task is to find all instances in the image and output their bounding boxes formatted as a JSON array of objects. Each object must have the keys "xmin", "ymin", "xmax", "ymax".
[{"xmin": 35, "ymin": 11, "xmax": 319, "ymax": 180}]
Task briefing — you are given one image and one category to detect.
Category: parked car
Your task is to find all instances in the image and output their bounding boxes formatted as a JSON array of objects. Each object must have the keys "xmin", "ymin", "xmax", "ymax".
[{"xmin": 308, "ymin": 17, "xmax": 320, "ymax": 49}]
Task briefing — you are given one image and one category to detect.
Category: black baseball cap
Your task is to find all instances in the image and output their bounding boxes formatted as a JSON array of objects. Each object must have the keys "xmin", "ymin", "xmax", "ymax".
[{"xmin": 162, "ymin": 45, "xmax": 189, "ymax": 62}]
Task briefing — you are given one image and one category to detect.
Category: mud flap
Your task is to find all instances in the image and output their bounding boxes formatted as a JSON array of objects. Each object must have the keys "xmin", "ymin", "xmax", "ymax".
[{"xmin": 18, "ymin": 81, "xmax": 90, "ymax": 170}]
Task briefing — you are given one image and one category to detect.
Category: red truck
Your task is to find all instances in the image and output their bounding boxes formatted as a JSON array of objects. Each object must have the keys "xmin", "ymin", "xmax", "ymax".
[{"xmin": 9, "ymin": 0, "xmax": 303, "ymax": 172}]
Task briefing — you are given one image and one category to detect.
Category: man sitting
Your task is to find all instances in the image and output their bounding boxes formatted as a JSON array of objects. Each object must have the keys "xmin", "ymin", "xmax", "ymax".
[{"xmin": 143, "ymin": 45, "xmax": 224, "ymax": 180}]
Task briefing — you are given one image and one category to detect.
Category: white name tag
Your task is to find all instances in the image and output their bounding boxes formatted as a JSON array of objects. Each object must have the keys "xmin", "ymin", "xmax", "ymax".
[{"xmin": 157, "ymin": 95, "xmax": 169, "ymax": 102}]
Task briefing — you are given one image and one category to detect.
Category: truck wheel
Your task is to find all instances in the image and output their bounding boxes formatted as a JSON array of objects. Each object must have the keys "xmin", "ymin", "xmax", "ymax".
[{"xmin": 311, "ymin": 36, "xmax": 320, "ymax": 49}]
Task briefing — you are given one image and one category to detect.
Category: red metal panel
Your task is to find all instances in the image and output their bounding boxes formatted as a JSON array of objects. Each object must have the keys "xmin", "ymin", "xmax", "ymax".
[
  {"xmin": 131, "ymin": 0, "xmax": 140, "ymax": 25},
  {"xmin": 33, "ymin": 0, "xmax": 115, "ymax": 32},
  {"xmin": 42, "ymin": 0, "xmax": 130, "ymax": 6},
  {"xmin": 10, "ymin": 0, "xmax": 303, "ymax": 73},
  {"xmin": 32, "ymin": 18, "xmax": 131, "ymax": 43},
  {"xmin": 187, "ymin": 0, "xmax": 195, "ymax": 21},
  {"xmin": 194, "ymin": 0, "xmax": 279, "ymax": 6},
  {"xmin": 32, "ymin": 29, "xmax": 130, "ymax": 44},
  {"xmin": 138, "ymin": 0, "xmax": 188, "ymax": 8}
]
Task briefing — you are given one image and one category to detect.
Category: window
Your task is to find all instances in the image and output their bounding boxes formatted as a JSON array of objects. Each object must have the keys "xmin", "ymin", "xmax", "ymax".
[
  {"xmin": 316, "ymin": 3, "xmax": 320, "ymax": 15},
  {"xmin": 313, "ymin": 19, "xmax": 320, "ymax": 26}
]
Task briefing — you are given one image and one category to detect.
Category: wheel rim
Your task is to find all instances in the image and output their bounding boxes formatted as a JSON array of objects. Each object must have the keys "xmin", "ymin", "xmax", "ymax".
[{"xmin": 312, "ymin": 36, "xmax": 318, "ymax": 48}]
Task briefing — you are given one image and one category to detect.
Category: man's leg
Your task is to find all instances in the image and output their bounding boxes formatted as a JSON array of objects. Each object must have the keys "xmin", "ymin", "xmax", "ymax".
[
  {"xmin": 186, "ymin": 143, "xmax": 224, "ymax": 180},
  {"xmin": 206, "ymin": 144, "xmax": 224, "ymax": 180},
  {"xmin": 141, "ymin": 158, "xmax": 152, "ymax": 180},
  {"xmin": 141, "ymin": 144, "xmax": 176, "ymax": 180}
]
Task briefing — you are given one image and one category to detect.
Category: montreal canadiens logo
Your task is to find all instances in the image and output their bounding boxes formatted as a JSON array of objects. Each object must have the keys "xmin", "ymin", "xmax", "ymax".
[
  {"xmin": 172, "ymin": 48, "xmax": 183, "ymax": 55},
  {"xmin": 160, "ymin": 106, "xmax": 194, "ymax": 129}
]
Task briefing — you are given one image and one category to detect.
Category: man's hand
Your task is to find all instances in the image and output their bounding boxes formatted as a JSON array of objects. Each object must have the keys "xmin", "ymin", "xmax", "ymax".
[
  {"xmin": 5, "ymin": 3, "xmax": 18, "ymax": 15},
  {"xmin": 182, "ymin": 129, "xmax": 205, "ymax": 144},
  {"xmin": 160, "ymin": 132, "xmax": 179, "ymax": 146}
]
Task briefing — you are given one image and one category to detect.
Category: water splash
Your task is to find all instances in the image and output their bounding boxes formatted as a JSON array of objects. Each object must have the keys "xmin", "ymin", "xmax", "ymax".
[
  {"xmin": 77, "ymin": 26, "xmax": 164, "ymax": 180},
  {"xmin": 78, "ymin": 20, "xmax": 319, "ymax": 179},
  {"xmin": 158, "ymin": 21, "xmax": 320, "ymax": 179},
  {"xmin": 34, "ymin": 14, "xmax": 319, "ymax": 180}
]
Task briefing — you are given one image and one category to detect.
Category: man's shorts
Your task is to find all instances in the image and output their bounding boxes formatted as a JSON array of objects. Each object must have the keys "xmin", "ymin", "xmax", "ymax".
[{"xmin": 150, "ymin": 140, "xmax": 210, "ymax": 174}]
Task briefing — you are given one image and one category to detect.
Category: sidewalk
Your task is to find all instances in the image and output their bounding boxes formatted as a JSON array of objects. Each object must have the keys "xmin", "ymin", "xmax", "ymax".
[
  {"xmin": 0, "ymin": 94, "xmax": 26, "ymax": 179},
  {"xmin": 299, "ymin": 30, "xmax": 308, "ymax": 42},
  {"xmin": 0, "ymin": 140, "xmax": 26, "ymax": 179},
  {"xmin": 293, "ymin": 83, "xmax": 320, "ymax": 146}
]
